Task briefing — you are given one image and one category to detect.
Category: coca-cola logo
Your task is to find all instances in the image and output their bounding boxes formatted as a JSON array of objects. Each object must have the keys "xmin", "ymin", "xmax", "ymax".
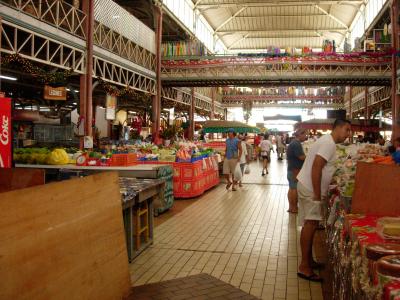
[{"xmin": 1, "ymin": 115, "xmax": 9, "ymax": 145}]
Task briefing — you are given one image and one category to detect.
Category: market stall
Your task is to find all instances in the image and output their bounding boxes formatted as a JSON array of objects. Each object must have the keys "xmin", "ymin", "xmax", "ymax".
[
  {"xmin": 322, "ymin": 143, "xmax": 400, "ymax": 300},
  {"xmin": 14, "ymin": 141, "xmax": 220, "ymax": 200}
]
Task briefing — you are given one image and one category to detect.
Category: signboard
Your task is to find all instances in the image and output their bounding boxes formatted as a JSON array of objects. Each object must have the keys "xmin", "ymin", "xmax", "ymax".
[
  {"xmin": 44, "ymin": 85, "xmax": 67, "ymax": 101},
  {"xmin": 0, "ymin": 97, "xmax": 12, "ymax": 168},
  {"xmin": 105, "ymin": 94, "xmax": 117, "ymax": 120},
  {"xmin": 84, "ymin": 136, "xmax": 93, "ymax": 149}
]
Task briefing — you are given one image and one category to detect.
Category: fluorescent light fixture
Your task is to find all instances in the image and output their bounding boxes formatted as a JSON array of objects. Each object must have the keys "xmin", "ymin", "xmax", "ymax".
[
  {"xmin": 74, "ymin": 90, "xmax": 79, "ymax": 93},
  {"xmin": 73, "ymin": 102, "xmax": 77, "ymax": 105},
  {"xmin": 66, "ymin": 88, "xmax": 71, "ymax": 91},
  {"xmin": 0, "ymin": 75, "xmax": 17, "ymax": 81}
]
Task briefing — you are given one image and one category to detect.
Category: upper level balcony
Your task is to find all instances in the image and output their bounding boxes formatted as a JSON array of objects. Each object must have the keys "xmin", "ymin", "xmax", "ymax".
[{"xmin": 0, "ymin": 0, "xmax": 156, "ymax": 77}]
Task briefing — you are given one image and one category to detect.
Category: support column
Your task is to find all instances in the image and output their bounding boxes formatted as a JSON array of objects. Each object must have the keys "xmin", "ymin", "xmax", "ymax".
[
  {"xmin": 189, "ymin": 88, "xmax": 195, "ymax": 140},
  {"xmin": 211, "ymin": 87, "xmax": 216, "ymax": 120},
  {"xmin": 82, "ymin": 0, "xmax": 94, "ymax": 139},
  {"xmin": 364, "ymin": 86, "xmax": 369, "ymax": 123},
  {"xmin": 349, "ymin": 86, "xmax": 353, "ymax": 119},
  {"xmin": 152, "ymin": 3, "xmax": 162, "ymax": 141},
  {"xmin": 391, "ymin": 0, "xmax": 400, "ymax": 140}
]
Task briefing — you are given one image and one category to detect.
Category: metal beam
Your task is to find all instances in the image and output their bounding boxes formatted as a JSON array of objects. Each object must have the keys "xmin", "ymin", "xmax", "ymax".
[
  {"xmin": 193, "ymin": 0, "xmax": 204, "ymax": 9},
  {"xmin": 233, "ymin": 14, "xmax": 328, "ymax": 18},
  {"xmin": 197, "ymin": 1, "xmax": 364, "ymax": 8},
  {"xmin": 215, "ymin": 6, "xmax": 248, "ymax": 32},
  {"xmin": 314, "ymin": 5, "xmax": 349, "ymax": 31},
  {"xmin": 228, "ymin": 33, "xmax": 250, "ymax": 50},
  {"xmin": 217, "ymin": 28, "xmax": 348, "ymax": 34}
]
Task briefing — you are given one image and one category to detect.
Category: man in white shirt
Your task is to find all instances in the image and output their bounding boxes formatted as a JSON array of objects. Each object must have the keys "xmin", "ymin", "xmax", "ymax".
[
  {"xmin": 297, "ymin": 119, "xmax": 351, "ymax": 282},
  {"xmin": 259, "ymin": 133, "xmax": 273, "ymax": 176}
]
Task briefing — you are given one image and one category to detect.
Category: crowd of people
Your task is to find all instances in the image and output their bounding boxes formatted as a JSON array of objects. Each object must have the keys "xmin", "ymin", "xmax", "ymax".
[{"xmin": 223, "ymin": 121, "xmax": 400, "ymax": 283}]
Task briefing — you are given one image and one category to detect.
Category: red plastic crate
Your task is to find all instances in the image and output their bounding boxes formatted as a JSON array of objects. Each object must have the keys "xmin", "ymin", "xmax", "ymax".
[
  {"xmin": 110, "ymin": 153, "xmax": 138, "ymax": 166},
  {"xmin": 174, "ymin": 178, "xmax": 205, "ymax": 198}
]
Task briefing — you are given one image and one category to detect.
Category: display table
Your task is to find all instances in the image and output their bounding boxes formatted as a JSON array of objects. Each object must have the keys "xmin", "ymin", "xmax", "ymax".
[
  {"xmin": 16, "ymin": 164, "xmax": 174, "ymax": 215},
  {"xmin": 119, "ymin": 177, "xmax": 165, "ymax": 261},
  {"xmin": 329, "ymin": 214, "xmax": 400, "ymax": 300},
  {"xmin": 326, "ymin": 162, "xmax": 400, "ymax": 300}
]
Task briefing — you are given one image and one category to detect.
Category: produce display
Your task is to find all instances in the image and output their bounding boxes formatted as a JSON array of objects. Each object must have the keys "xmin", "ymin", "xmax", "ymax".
[
  {"xmin": 331, "ymin": 144, "xmax": 385, "ymax": 197},
  {"xmin": 13, "ymin": 148, "xmax": 77, "ymax": 165}
]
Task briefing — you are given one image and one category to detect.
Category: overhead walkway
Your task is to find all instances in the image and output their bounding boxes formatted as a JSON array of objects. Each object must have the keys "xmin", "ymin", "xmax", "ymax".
[{"xmin": 161, "ymin": 54, "xmax": 392, "ymax": 87}]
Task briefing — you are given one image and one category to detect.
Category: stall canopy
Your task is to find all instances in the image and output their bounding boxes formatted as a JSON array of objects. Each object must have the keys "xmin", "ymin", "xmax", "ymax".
[
  {"xmin": 202, "ymin": 121, "xmax": 260, "ymax": 133},
  {"xmin": 263, "ymin": 115, "xmax": 302, "ymax": 122},
  {"xmin": 295, "ymin": 118, "xmax": 391, "ymax": 132}
]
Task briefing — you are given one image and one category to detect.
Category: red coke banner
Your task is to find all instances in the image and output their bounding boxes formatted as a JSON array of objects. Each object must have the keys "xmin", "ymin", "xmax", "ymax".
[{"xmin": 0, "ymin": 98, "xmax": 12, "ymax": 168}]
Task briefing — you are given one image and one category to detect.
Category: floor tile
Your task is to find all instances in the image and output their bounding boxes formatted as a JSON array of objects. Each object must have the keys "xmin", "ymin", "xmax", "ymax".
[{"xmin": 129, "ymin": 159, "xmax": 324, "ymax": 300}]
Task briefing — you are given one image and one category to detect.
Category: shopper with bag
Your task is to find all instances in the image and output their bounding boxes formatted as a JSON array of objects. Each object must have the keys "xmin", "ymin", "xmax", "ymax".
[
  {"xmin": 238, "ymin": 134, "xmax": 250, "ymax": 187},
  {"xmin": 223, "ymin": 129, "xmax": 242, "ymax": 191},
  {"xmin": 297, "ymin": 119, "xmax": 351, "ymax": 282},
  {"xmin": 286, "ymin": 129, "xmax": 307, "ymax": 214},
  {"xmin": 259, "ymin": 133, "xmax": 273, "ymax": 176}
]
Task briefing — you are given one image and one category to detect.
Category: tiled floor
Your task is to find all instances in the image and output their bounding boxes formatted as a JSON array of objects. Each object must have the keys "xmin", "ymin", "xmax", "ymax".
[
  {"xmin": 130, "ymin": 156, "xmax": 324, "ymax": 300},
  {"xmin": 130, "ymin": 273, "xmax": 260, "ymax": 299}
]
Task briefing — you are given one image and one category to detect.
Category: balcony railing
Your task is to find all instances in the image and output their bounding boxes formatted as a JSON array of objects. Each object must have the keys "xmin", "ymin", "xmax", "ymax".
[
  {"xmin": 1, "ymin": 0, "xmax": 87, "ymax": 39},
  {"xmin": 93, "ymin": 21, "xmax": 156, "ymax": 72}
]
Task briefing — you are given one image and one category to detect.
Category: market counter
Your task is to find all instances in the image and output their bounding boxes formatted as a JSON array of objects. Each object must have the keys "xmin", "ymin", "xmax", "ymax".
[
  {"xmin": 16, "ymin": 154, "xmax": 221, "ymax": 199},
  {"xmin": 16, "ymin": 163, "xmax": 174, "ymax": 215}
]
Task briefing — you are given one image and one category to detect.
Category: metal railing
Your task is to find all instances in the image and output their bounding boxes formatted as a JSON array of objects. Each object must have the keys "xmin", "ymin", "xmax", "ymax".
[
  {"xmin": 93, "ymin": 21, "xmax": 156, "ymax": 71},
  {"xmin": 1, "ymin": 0, "xmax": 87, "ymax": 38}
]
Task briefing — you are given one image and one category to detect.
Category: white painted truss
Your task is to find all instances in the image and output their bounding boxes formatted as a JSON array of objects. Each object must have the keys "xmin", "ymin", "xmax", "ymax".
[
  {"xmin": 93, "ymin": 21, "xmax": 156, "ymax": 71},
  {"xmin": 0, "ymin": 20, "xmax": 85, "ymax": 73},
  {"xmin": 161, "ymin": 87, "xmax": 224, "ymax": 115},
  {"xmin": 93, "ymin": 56, "xmax": 156, "ymax": 94},
  {"xmin": 1, "ymin": 0, "xmax": 87, "ymax": 39},
  {"xmin": 348, "ymin": 86, "xmax": 392, "ymax": 115}
]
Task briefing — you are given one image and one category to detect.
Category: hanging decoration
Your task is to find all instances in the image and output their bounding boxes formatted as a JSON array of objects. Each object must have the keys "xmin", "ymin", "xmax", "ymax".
[
  {"xmin": 98, "ymin": 78, "xmax": 138, "ymax": 97},
  {"xmin": 1, "ymin": 53, "xmax": 73, "ymax": 86}
]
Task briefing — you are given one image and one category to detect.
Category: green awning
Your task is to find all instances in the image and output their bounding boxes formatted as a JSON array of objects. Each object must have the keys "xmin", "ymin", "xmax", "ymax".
[{"xmin": 202, "ymin": 121, "xmax": 260, "ymax": 133}]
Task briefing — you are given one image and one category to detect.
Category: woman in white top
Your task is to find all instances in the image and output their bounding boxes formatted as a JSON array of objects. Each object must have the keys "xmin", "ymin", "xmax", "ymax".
[
  {"xmin": 238, "ymin": 134, "xmax": 249, "ymax": 187},
  {"xmin": 259, "ymin": 133, "xmax": 273, "ymax": 176}
]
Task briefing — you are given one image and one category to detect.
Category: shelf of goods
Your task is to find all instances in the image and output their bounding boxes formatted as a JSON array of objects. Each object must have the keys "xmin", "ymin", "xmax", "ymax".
[
  {"xmin": 326, "ymin": 161, "xmax": 400, "ymax": 300},
  {"xmin": 141, "ymin": 155, "xmax": 220, "ymax": 198}
]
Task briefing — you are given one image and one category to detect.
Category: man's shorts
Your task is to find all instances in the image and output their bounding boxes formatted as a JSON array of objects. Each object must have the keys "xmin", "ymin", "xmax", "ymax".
[
  {"xmin": 297, "ymin": 181, "xmax": 323, "ymax": 226},
  {"xmin": 287, "ymin": 170, "xmax": 297, "ymax": 189},
  {"xmin": 223, "ymin": 159, "xmax": 237, "ymax": 175}
]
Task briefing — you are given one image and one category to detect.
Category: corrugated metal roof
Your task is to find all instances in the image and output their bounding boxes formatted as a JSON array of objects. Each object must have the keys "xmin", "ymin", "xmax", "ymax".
[{"xmin": 192, "ymin": 0, "xmax": 362, "ymax": 52}]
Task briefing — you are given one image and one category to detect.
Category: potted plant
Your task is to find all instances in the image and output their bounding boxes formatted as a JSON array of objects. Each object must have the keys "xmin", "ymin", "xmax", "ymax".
[{"xmin": 160, "ymin": 125, "xmax": 176, "ymax": 146}]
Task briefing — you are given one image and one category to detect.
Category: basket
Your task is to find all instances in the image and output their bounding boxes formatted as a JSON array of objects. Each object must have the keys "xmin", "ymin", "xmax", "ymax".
[{"xmin": 110, "ymin": 153, "xmax": 138, "ymax": 166}]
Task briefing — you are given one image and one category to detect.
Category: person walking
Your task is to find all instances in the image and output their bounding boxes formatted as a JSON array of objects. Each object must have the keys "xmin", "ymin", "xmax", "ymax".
[
  {"xmin": 296, "ymin": 119, "xmax": 351, "ymax": 282},
  {"xmin": 259, "ymin": 133, "xmax": 273, "ymax": 176},
  {"xmin": 238, "ymin": 134, "xmax": 249, "ymax": 187},
  {"xmin": 254, "ymin": 134, "xmax": 262, "ymax": 160},
  {"xmin": 276, "ymin": 134, "xmax": 285, "ymax": 160},
  {"xmin": 286, "ymin": 129, "xmax": 307, "ymax": 213},
  {"xmin": 223, "ymin": 129, "xmax": 242, "ymax": 191}
]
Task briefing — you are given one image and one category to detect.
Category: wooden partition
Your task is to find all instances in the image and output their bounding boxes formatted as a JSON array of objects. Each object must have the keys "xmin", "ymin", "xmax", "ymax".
[
  {"xmin": 352, "ymin": 162, "xmax": 400, "ymax": 216},
  {"xmin": 0, "ymin": 168, "xmax": 45, "ymax": 193},
  {"xmin": 0, "ymin": 172, "xmax": 131, "ymax": 299}
]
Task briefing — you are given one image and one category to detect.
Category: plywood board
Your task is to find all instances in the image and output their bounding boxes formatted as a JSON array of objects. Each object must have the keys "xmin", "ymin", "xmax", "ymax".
[
  {"xmin": 352, "ymin": 162, "xmax": 400, "ymax": 216},
  {"xmin": 0, "ymin": 172, "xmax": 131, "ymax": 300},
  {"xmin": 0, "ymin": 168, "xmax": 45, "ymax": 193}
]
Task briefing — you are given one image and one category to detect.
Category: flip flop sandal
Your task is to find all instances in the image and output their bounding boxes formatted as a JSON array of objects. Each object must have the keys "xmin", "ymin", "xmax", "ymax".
[
  {"xmin": 226, "ymin": 182, "xmax": 232, "ymax": 190},
  {"xmin": 297, "ymin": 272, "xmax": 323, "ymax": 282}
]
